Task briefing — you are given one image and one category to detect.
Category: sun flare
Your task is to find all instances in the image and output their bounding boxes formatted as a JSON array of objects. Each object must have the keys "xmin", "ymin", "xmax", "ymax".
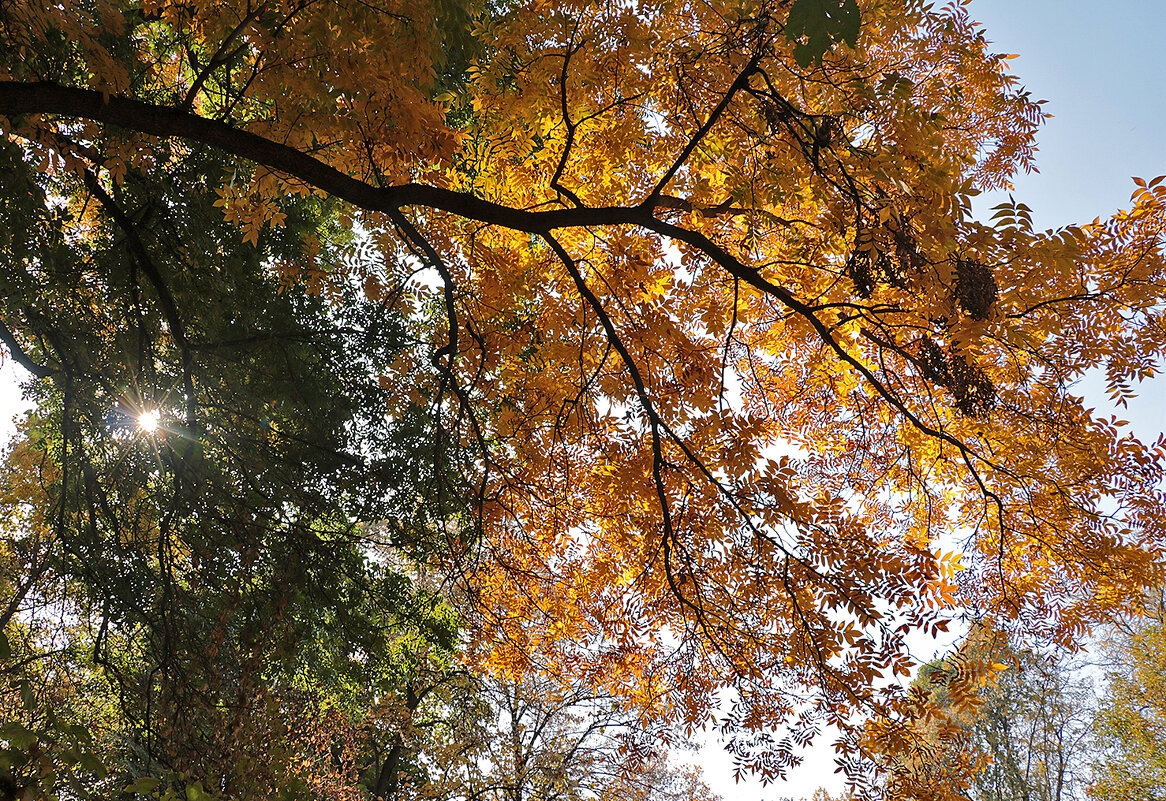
[{"xmin": 138, "ymin": 409, "xmax": 161, "ymax": 433}]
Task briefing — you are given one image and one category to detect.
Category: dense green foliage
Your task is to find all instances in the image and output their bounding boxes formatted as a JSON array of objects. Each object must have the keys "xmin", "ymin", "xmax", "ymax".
[{"xmin": 0, "ymin": 136, "xmax": 467, "ymax": 798}]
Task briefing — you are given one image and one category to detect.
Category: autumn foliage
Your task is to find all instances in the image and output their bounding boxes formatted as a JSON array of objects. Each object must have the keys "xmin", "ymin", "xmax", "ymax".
[{"xmin": 2, "ymin": 0, "xmax": 1166, "ymax": 798}]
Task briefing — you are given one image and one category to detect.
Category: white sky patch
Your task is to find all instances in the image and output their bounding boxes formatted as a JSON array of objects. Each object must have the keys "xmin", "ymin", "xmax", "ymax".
[{"xmin": 0, "ymin": 360, "xmax": 32, "ymax": 443}]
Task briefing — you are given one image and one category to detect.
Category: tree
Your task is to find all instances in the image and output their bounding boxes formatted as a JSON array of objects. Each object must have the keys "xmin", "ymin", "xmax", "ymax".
[
  {"xmin": 867, "ymin": 627, "xmax": 1095, "ymax": 801},
  {"xmin": 415, "ymin": 671, "xmax": 716, "ymax": 801},
  {"xmin": 968, "ymin": 648, "xmax": 1093, "ymax": 801},
  {"xmin": 2, "ymin": 0, "xmax": 1166, "ymax": 796},
  {"xmin": 0, "ymin": 132, "xmax": 468, "ymax": 798},
  {"xmin": 1089, "ymin": 604, "xmax": 1166, "ymax": 801}
]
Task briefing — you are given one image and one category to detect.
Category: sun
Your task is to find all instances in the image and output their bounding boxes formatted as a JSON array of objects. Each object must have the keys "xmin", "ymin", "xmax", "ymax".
[{"xmin": 138, "ymin": 409, "xmax": 161, "ymax": 433}]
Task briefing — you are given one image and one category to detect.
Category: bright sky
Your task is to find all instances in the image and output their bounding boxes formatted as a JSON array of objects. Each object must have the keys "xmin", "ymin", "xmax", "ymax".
[
  {"xmin": 970, "ymin": 0, "xmax": 1166, "ymax": 232},
  {"xmin": 0, "ymin": 361, "xmax": 28, "ymax": 442},
  {"xmin": 0, "ymin": 1, "xmax": 1163, "ymax": 797},
  {"xmin": 967, "ymin": 0, "xmax": 1166, "ymax": 445}
]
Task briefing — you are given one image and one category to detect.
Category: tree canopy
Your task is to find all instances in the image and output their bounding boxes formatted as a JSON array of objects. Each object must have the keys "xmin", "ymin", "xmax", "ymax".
[{"xmin": 2, "ymin": 0, "xmax": 1166, "ymax": 798}]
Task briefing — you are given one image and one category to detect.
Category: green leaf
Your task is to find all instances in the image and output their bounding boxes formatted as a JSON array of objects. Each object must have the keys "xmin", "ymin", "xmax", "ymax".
[
  {"xmin": 0, "ymin": 630, "xmax": 10, "ymax": 659},
  {"xmin": 125, "ymin": 777, "xmax": 162, "ymax": 795},
  {"xmin": 186, "ymin": 781, "xmax": 213, "ymax": 801},
  {"xmin": 66, "ymin": 724, "xmax": 94, "ymax": 747},
  {"xmin": 79, "ymin": 750, "xmax": 108, "ymax": 778},
  {"xmin": 19, "ymin": 679, "xmax": 35, "ymax": 712},
  {"xmin": 0, "ymin": 747, "xmax": 30, "ymax": 770},
  {"xmin": 0, "ymin": 722, "xmax": 37, "ymax": 750},
  {"xmin": 786, "ymin": 0, "xmax": 861, "ymax": 66}
]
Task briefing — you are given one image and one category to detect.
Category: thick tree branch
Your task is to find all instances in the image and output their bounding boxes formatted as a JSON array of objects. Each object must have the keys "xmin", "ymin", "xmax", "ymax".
[
  {"xmin": 0, "ymin": 316, "xmax": 56, "ymax": 377},
  {"xmin": 0, "ymin": 82, "xmax": 744, "ymax": 231},
  {"xmin": 0, "ymin": 81, "xmax": 642, "ymax": 231},
  {"xmin": 0, "ymin": 79, "xmax": 1010, "ymax": 496}
]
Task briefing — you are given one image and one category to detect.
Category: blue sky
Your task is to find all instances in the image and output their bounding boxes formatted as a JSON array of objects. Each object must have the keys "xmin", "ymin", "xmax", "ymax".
[
  {"xmin": 970, "ymin": 0, "xmax": 1166, "ymax": 233},
  {"xmin": 968, "ymin": 0, "xmax": 1166, "ymax": 444}
]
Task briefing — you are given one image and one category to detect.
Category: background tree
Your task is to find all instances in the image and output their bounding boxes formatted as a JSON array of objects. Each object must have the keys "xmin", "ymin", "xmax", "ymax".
[
  {"xmin": 969, "ymin": 648, "xmax": 1093, "ymax": 801},
  {"xmin": 415, "ymin": 671, "xmax": 715, "ymax": 801},
  {"xmin": 1089, "ymin": 600, "xmax": 1166, "ymax": 801},
  {"xmin": 862, "ymin": 627, "xmax": 1096, "ymax": 801},
  {"xmin": 0, "ymin": 132, "xmax": 467, "ymax": 798}
]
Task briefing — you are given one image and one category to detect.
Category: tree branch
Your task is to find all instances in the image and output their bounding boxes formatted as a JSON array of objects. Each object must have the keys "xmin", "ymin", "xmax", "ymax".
[
  {"xmin": 0, "ymin": 81, "xmax": 642, "ymax": 231},
  {"xmin": 640, "ymin": 40, "xmax": 768, "ymax": 205},
  {"xmin": 0, "ymin": 316, "xmax": 56, "ymax": 378},
  {"xmin": 80, "ymin": 168, "xmax": 198, "ymax": 426},
  {"xmin": 0, "ymin": 78, "xmax": 1011, "ymax": 513}
]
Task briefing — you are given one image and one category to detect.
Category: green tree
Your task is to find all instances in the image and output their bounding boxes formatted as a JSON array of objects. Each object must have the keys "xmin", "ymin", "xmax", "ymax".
[
  {"xmin": 0, "ymin": 133, "xmax": 465, "ymax": 799},
  {"xmin": 1090, "ymin": 607, "xmax": 1166, "ymax": 801}
]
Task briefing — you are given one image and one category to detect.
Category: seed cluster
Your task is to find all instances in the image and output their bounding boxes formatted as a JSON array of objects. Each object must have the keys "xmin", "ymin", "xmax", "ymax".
[
  {"xmin": 955, "ymin": 257, "xmax": 998, "ymax": 320},
  {"xmin": 846, "ymin": 231, "xmax": 998, "ymax": 417},
  {"xmin": 917, "ymin": 336, "xmax": 997, "ymax": 418},
  {"xmin": 846, "ymin": 228, "xmax": 926, "ymax": 298}
]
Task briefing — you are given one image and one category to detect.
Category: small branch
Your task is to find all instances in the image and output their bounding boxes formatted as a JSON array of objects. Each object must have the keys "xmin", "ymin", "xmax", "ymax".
[
  {"xmin": 81, "ymin": 168, "xmax": 197, "ymax": 425},
  {"xmin": 387, "ymin": 208, "xmax": 493, "ymax": 523},
  {"xmin": 181, "ymin": 5, "xmax": 264, "ymax": 108},
  {"xmin": 641, "ymin": 41, "xmax": 768, "ymax": 206},
  {"xmin": 541, "ymin": 233, "xmax": 725, "ymax": 638},
  {"xmin": 549, "ymin": 31, "xmax": 585, "ymax": 208}
]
